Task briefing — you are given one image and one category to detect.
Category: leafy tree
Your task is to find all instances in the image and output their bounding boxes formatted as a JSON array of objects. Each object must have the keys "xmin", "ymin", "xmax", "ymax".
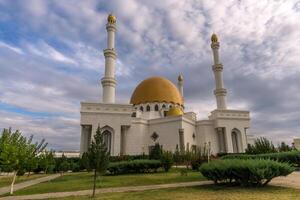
[
  {"xmin": 80, "ymin": 152, "xmax": 91, "ymax": 172},
  {"xmin": 246, "ymin": 137, "xmax": 277, "ymax": 154},
  {"xmin": 87, "ymin": 126, "xmax": 110, "ymax": 197},
  {"xmin": 161, "ymin": 151, "xmax": 173, "ymax": 172},
  {"xmin": 39, "ymin": 151, "xmax": 55, "ymax": 174},
  {"xmin": 190, "ymin": 146, "xmax": 208, "ymax": 170},
  {"xmin": 173, "ymin": 145, "xmax": 181, "ymax": 167},
  {"xmin": 57, "ymin": 154, "xmax": 69, "ymax": 175},
  {"xmin": 278, "ymin": 142, "xmax": 292, "ymax": 152},
  {"xmin": 149, "ymin": 143, "xmax": 162, "ymax": 160},
  {"xmin": 0, "ymin": 128, "xmax": 47, "ymax": 194}
]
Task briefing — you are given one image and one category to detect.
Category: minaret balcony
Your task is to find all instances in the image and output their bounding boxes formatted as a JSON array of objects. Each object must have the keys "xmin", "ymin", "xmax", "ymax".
[{"xmin": 103, "ymin": 49, "xmax": 117, "ymax": 59}]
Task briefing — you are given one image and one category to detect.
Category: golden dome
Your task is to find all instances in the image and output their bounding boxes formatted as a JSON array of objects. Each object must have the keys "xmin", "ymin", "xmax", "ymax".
[
  {"xmin": 211, "ymin": 33, "xmax": 218, "ymax": 43},
  {"xmin": 178, "ymin": 74, "xmax": 183, "ymax": 82},
  {"xmin": 107, "ymin": 14, "xmax": 116, "ymax": 24},
  {"xmin": 167, "ymin": 107, "xmax": 183, "ymax": 117},
  {"xmin": 130, "ymin": 76, "xmax": 183, "ymax": 106}
]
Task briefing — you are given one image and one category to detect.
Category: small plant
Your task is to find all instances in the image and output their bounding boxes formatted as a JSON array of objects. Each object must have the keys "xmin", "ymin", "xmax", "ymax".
[
  {"xmin": 161, "ymin": 151, "xmax": 173, "ymax": 172},
  {"xmin": 180, "ymin": 168, "xmax": 188, "ymax": 176}
]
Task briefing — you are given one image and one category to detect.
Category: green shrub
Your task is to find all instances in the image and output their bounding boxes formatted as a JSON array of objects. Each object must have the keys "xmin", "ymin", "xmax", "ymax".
[
  {"xmin": 190, "ymin": 146, "xmax": 208, "ymax": 170},
  {"xmin": 200, "ymin": 159, "xmax": 294, "ymax": 186},
  {"xmin": 246, "ymin": 137, "xmax": 277, "ymax": 154},
  {"xmin": 149, "ymin": 143, "xmax": 162, "ymax": 160},
  {"xmin": 161, "ymin": 151, "xmax": 173, "ymax": 172},
  {"xmin": 109, "ymin": 154, "xmax": 149, "ymax": 162},
  {"xmin": 222, "ymin": 151, "xmax": 300, "ymax": 166},
  {"xmin": 107, "ymin": 159, "xmax": 161, "ymax": 175}
]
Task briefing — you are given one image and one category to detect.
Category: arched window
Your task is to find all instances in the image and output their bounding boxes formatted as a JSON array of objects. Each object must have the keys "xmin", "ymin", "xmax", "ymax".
[
  {"xmin": 162, "ymin": 104, "xmax": 166, "ymax": 109},
  {"xmin": 231, "ymin": 129, "xmax": 241, "ymax": 153},
  {"xmin": 154, "ymin": 104, "xmax": 159, "ymax": 111},
  {"xmin": 169, "ymin": 105, "xmax": 172, "ymax": 108},
  {"xmin": 103, "ymin": 130, "xmax": 112, "ymax": 153},
  {"xmin": 140, "ymin": 106, "xmax": 144, "ymax": 111},
  {"xmin": 146, "ymin": 105, "xmax": 151, "ymax": 111}
]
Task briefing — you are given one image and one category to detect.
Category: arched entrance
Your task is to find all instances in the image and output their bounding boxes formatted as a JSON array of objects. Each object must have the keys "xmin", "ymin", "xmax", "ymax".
[{"xmin": 231, "ymin": 128, "xmax": 241, "ymax": 153}]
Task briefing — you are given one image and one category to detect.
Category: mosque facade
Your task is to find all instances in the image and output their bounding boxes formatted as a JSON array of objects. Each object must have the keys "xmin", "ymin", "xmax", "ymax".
[{"xmin": 80, "ymin": 14, "xmax": 251, "ymax": 156}]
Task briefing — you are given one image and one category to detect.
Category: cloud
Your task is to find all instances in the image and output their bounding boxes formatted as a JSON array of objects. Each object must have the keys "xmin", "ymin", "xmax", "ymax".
[
  {"xmin": 0, "ymin": 41, "xmax": 24, "ymax": 54},
  {"xmin": 0, "ymin": 0, "xmax": 299, "ymax": 150},
  {"xmin": 26, "ymin": 40, "xmax": 77, "ymax": 64}
]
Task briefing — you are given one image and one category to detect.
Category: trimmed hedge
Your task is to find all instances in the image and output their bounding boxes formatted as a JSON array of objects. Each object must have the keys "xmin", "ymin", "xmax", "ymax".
[
  {"xmin": 107, "ymin": 159, "xmax": 161, "ymax": 175},
  {"xmin": 200, "ymin": 159, "xmax": 294, "ymax": 186},
  {"xmin": 221, "ymin": 151, "xmax": 300, "ymax": 166},
  {"xmin": 109, "ymin": 155, "xmax": 149, "ymax": 162}
]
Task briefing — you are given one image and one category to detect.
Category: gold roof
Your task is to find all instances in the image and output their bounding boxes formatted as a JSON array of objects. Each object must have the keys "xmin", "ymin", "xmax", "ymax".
[
  {"xmin": 130, "ymin": 76, "xmax": 183, "ymax": 106},
  {"xmin": 167, "ymin": 107, "xmax": 183, "ymax": 117},
  {"xmin": 107, "ymin": 14, "xmax": 116, "ymax": 24},
  {"xmin": 211, "ymin": 33, "xmax": 218, "ymax": 43}
]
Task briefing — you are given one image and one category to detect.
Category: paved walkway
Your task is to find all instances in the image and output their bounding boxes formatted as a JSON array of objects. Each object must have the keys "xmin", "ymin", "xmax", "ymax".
[
  {"xmin": 0, "ymin": 174, "xmax": 61, "ymax": 196},
  {"xmin": 0, "ymin": 181, "xmax": 212, "ymax": 200},
  {"xmin": 270, "ymin": 171, "xmax": 300, "ymax": 189}
]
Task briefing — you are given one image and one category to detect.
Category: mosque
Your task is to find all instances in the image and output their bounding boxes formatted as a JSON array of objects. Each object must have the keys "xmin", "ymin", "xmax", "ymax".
[{"xmin": 80, "ymin": 14, "xmax": 251, "ymax": 156}]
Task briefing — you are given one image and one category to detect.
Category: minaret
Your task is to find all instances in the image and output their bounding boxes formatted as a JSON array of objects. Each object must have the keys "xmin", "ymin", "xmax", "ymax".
[
  {"xmin": 101, "ymin": 14, "xmax": 117, "ymax": 103},
  {"xmin": 177, "ymin": 74, "xmax": 184, "ymax": 98},
  {"xmin": 211, "ymin": 33, "xmax": 227, "ymax": 109}
]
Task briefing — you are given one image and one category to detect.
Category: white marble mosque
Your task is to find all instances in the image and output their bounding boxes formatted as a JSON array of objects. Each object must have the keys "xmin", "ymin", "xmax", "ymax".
[{"xmin": 80, "ymin": 14, "xmax": 252, "ymax": 156}]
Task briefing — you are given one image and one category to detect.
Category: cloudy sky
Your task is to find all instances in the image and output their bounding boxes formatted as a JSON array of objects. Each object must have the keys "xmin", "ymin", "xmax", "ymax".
[{"xmin": 0, "ymin": 0, "xmax": 299, "ymax": 150}]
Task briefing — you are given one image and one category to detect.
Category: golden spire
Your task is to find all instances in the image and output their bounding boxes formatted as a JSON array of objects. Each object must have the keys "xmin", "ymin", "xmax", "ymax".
[
  {"xmin": 107, "ymin": 13, "xmax": 116, "ymax": 24},
  {"xmin": 211, "ymin": 33, "xmax": 218, "ymax": 43},
  {"xmin": 178, "ymin": 74, "xmax": 184, "ymax": 82}
]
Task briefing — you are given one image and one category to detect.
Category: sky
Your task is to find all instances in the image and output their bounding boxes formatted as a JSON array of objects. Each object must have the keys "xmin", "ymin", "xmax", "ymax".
[{"xmin": 0, "ymin": 0, "xmax": 299, "ymax": 151}]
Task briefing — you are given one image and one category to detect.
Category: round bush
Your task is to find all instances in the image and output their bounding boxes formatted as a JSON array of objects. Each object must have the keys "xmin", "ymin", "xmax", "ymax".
[{"xmin": 200, "ymin": 159, "xmax": 294, "ymax": 186}]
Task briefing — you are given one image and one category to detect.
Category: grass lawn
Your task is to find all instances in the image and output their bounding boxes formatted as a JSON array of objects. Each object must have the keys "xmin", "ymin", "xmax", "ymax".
[
  {"xmin": 14, "ymin": 168, "xmax": 205, "ymax": 195},
  {"xmin": 0, "ymin": 174, "xmax": 48, "ymax": 188},
  {"xmin": 52, "ymin": 185, "xmax": 300, "ymax": 200}
]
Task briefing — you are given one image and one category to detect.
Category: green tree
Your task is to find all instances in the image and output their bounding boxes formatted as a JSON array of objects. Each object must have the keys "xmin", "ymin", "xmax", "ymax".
[
  {"xmin": 161, "ymin": 151, "xmax": 173, "ymax": 172},
  {"xmin": 57, "ymin": 154, "xmax": 69, "ymax": 175},
  {"xmin": 0, "ymin": 128, "xmax": 47, "ymax": 194},
  {"xmin": 80, "ymin": 152, "xmax": 91, "ymax": 172},
  {"xmin": 173, "ymin": 144, "xmax": 181, "ymax": 167},
  {"xmin": 39, "ymin": 151, "xmax": 55, "ymax": 174},
  {"xmin": 278, "ymin": 142, "xmax": 292, "ymax": 152},
  {"xmin": 149, "ymin": 143, "xmax": 162, "ymax": 160},
  {"xmin": 246, "ymin": 137, "xmax": 277, "ymax": 154},
  {"xmin": 87, "ymin": 126, "xmax": 110, "ymax": 197}
]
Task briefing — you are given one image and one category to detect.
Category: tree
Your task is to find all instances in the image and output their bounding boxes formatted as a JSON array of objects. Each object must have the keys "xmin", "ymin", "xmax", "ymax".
[
  {"xmin": 80, "ymin": 152, "xmax": 91, "ymax": 172},
  {"xmin": 246, "ymin": 137, "xmax": 277, "ymax": 154},
  {"xmin": 149, "ymin": 143, "xmax": 162, "ymax": 160},
  {"xmin": 57, "ymin": 154, "xmax": 69, "ymax": 175},
  {"xmin": 278, "ymin": 142, "xmax": 292, "ymax": 152},
  {"xmin": 173, "ymin": 145, "xmax": 181, "ymax": 167},
  {"xmin": 39, "ymin": 151, "xmax": 55, "ymax": 174},
  {"xmin": 87, "ymin": 126, "xmax": 110, "ymax": 197},
  {"xmin": 0, "ymin": 128, "xmax": 47, "ymax": 194},
  {"xmin": 161, "ymin": 151, "xmax": 173, "ymax": 172}
]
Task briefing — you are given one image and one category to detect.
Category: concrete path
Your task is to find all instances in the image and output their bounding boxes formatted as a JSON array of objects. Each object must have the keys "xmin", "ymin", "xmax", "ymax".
[
  {"xmin": 0, "ymin": 174, "xmax": 61, "ymax": 196},
  {"xmin": 271, "ymin": 171, "xmax": 300, "ymax": 189},
  {"xmin": 0, "ymin": 181, "xmax": 212, "ymax": 200}
]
